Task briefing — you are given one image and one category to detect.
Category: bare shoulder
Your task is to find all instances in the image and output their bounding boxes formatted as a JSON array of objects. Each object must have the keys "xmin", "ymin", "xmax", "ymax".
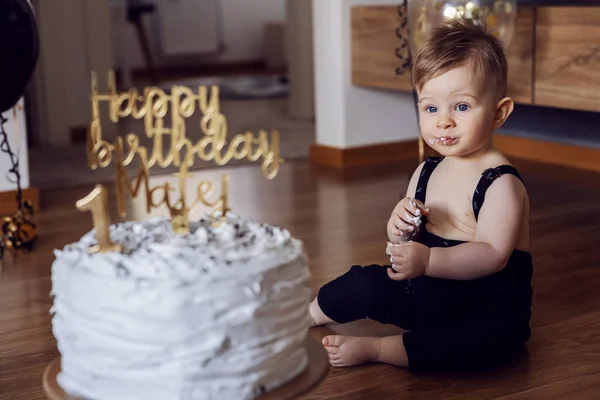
[
  {"xmin": 476, "ymin": 153, "xmax": 530, "ymax": 251},
  {"xmin": 486, "ymin": 172, "xmax": 527, "ymax": 201},
  {"xmin": 481, "ymin": 151, "xmax": 527, "ymax": 194},
  {"xmin": 478, "ymin": 162, "xmax": 528, "ymax": 222}
]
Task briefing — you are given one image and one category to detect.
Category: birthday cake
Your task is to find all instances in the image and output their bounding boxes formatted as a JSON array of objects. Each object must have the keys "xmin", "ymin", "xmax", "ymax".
[{"xmin": 50, "ymin": 214, "xmax": 311, "ymax": 400}]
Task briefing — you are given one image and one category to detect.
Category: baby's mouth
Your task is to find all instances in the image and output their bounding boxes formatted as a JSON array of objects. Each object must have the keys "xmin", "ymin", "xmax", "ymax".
[{"xmin": 429, "ymin": 136, "xmax": 458, "ymax": 146}]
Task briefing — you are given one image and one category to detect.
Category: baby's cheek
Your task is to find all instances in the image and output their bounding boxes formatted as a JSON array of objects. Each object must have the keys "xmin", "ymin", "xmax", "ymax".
[
  {"xmin": 421, "ymin": 120, "xmax": 437, "ymax": 135},
  {"xmin": 463, "ymin": 115, "xmax": 486, "ymax": 133}
]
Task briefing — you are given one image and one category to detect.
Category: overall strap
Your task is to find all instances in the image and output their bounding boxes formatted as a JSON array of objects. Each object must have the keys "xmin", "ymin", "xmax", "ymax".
[
  {"xmin": 414, "ymin": 157, "xmax": 443, "ymax": 204},
  {"xmin": 473, "ymin": 165, "xmax": 524, "ymax": 221}
]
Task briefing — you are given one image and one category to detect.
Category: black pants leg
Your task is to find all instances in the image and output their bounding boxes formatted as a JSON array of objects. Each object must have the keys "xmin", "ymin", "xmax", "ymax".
[
  {"xmin": 317, "ymin": 264, "xmax": 530, "ymax": 372},
  {"xmin": 403, "ymin": 310, "xmax": 531, "ymax": 371},
  {"xmin": 317, "ymin": 264, "xmax": 414, "ymax": 328}
]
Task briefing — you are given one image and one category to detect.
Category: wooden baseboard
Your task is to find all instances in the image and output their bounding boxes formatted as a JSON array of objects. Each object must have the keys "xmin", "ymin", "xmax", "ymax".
[
  {"xmin": 311, "ymin": 135, "xmax": 600, "ymax": 172},
  {"xmin": 310, "ymin": 140, "xmax": 419, "ymax": 168},
  {"xmin": 0, "ymin": 187, "xmax": 40, "ymax": 215},
  {"xmin": 493, "ymin": 134, "xmax": 600, "ymax": 172}
]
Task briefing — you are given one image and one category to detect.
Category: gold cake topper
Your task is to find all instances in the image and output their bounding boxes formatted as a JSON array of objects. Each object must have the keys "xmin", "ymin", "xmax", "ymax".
[{"xmin": 77, "ymin": 70, "xmax": 283, "ymax": 253}]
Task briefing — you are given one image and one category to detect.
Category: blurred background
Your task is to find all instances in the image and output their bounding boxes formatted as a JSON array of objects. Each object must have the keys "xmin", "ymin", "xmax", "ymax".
[
  {"xmin": 2, "ymin": 0, "xmax": 599, "ymax": 200},
  {"xmin": 9, "ymin": 0, "xmax": 316, "ymax": 191}
]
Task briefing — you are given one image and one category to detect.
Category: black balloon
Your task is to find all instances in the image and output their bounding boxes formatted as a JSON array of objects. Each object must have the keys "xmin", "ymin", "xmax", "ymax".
[{"xmin": 0, "ymin": 0, "xmax": 39, "ymax": 113}]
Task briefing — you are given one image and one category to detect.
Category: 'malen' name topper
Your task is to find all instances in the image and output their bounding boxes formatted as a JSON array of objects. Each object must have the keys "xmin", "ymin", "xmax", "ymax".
[{"xmin": 76, "ymin": 71, "xmax": 282, "ymax": 253}]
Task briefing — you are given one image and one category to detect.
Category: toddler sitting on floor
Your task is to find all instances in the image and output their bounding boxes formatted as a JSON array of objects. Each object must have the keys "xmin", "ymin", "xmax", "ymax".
[{"xmin": 310, "ymin": 18, "xmax": 533, "ymax": 371}]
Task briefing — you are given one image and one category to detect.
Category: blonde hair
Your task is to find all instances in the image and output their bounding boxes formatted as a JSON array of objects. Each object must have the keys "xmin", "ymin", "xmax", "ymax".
[{"xmin": 411, "ymin": 18, "xmax": 508, "ymax": 99}]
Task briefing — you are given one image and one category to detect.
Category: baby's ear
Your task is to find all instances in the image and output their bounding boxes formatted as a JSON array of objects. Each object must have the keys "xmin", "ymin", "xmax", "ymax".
[{"xmin": 493, "ymin": 97, "xmax": 514, "ymax": 129}]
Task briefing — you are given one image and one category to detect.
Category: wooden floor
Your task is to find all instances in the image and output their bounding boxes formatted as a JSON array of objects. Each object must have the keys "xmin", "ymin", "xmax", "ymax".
[{"xmin": 1, "ymin": 158, "xmax": 600, "ymax": 399}]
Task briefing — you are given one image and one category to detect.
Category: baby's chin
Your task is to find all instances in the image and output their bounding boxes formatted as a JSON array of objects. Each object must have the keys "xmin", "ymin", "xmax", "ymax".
[
  {"xmin": 433, "ymin": 148, "xmax": 460, "ymax": 157},
  {"xmin": 428, "ymin": 142, "xmax": 470, "ymax": 157},
  {"xmin": 434, "ymin": 143, "xmax": 493, "ymax": 158}
]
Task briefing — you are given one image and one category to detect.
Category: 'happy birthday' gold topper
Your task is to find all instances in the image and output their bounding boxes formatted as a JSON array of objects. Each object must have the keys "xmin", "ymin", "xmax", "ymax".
[{"xmin": 84, "ymin": 70, "xmax": 283, "ymax": 239}]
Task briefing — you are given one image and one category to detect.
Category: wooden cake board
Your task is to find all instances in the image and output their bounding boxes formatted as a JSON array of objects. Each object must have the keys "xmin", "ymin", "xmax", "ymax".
[{"xmin": 43, "ymin": 336, "xmax": 329, "ymax": 400}]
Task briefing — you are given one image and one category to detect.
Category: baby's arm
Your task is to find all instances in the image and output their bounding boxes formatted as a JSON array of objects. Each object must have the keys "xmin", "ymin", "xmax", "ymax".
[{"xmin": 425, "ymin": 174, "xmax": 527, "ymax": 280}]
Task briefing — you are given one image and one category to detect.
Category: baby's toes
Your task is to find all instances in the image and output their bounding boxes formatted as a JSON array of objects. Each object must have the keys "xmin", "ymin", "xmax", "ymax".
[
  {"xmin": 323, "ymin": 335, "xmax": 346, "ymax": 348},
  {"xmin": 325, "ymin": 345, "xmax": 339, "ymax": 355},
  {"xmin": 329, "ymin": 360, "xmax": 344, "ymax": 367}
]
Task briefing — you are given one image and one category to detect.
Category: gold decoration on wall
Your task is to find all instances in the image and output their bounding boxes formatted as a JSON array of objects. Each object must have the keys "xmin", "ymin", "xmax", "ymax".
[{"xmin": 77, "ymin": 70, "xmax": 283, "ymax": 251}]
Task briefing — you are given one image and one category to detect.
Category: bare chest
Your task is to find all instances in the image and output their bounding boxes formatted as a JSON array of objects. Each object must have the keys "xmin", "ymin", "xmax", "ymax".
[{"xmin": 422, "ymin": 174, "xmax": 480, "ymax": 240}]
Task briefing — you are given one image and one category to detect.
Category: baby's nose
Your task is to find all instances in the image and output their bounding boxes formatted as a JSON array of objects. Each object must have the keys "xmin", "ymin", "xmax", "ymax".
[{"xmin": 436, "ymin": 115, "xmax": 456, "ymax": 129}]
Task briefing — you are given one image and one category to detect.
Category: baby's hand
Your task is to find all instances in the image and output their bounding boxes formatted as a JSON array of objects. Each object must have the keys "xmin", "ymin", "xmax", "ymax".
[
  {"xmin": 388, "ymin": 197, "xmax": 430, "ymax": 240},
  {"xmin": 386, "ymin": 241, "xmax": 430, "ymax": 280}
]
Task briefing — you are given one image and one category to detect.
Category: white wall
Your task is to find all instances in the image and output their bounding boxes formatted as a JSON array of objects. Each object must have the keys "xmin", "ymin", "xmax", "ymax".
[
  {"xmin": 159, "ymin": 0, "xmax": 220, "ymax": 56},
  {"xmin": 312, "ymin": 0, "xmax": 419, "ymax": 148},
  {"xmin": 33, "ymin": 0, "xmax": 88, "ymax": 146},
  {"xmin": 113, "ymin": 0, "xmax": 287, "ymax": 70},
  {"xmin": 33, "ymin": 0, "xmax": 114, "ymax": 146},
  {"xmin": 286, "ymin": 0, "xmax": 314, "ymax": 119},
  {"xmin": 219, "ymin": 0, "xmax": 286, "ymax": 62},
  {"xmin": 0, "ymin": 100, "xmax": 30, "ymax": 192}
]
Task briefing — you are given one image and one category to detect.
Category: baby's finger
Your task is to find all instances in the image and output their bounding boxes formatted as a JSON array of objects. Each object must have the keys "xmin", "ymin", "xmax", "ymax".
[
  {"xmin": 389, "ymin": 254, "xmax": 404, "ymax": 265},
  {"xmin": 400, "ymin": 206, "xmax": 422, "ymax": 227},
  {"xmin": 386, "ymin": 242, "xmax": 409, "ymax": 257},
  {"xmin": 393, "ymin": 215, "xmax": 416, "ymax": 232},
  {"xmin": 387, "ymin": 267, "xmax": 407, "ymax": 281},
  {"xmin": 400, "ymin": 203, "xmax": 419, "ymax": 218},
  {"xmin": 391, "ymin": 227, "xmax": 405, "ymax": 237},
  {"xmin": 409, "ymin": 198, "xmax": 430, "ymax": 216}
]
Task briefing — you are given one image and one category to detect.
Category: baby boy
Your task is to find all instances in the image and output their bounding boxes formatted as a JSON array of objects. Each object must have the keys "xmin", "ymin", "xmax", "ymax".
[{"xmin": 310, "ymin": 18, "xmax": 533, "ymax": 371}]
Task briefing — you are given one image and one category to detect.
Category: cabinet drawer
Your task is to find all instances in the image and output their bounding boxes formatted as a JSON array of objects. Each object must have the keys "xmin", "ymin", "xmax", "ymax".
[
  {"xmin": 535, "ymin": 7, "xmax": 600, "ymax": 112},
  {"xmin": 507, "ymin": 7, "xmax": 534, "ymax": 104},
  {"xmin": 351, "ymin": 6, "xmax": 413, "ymax": 92}
]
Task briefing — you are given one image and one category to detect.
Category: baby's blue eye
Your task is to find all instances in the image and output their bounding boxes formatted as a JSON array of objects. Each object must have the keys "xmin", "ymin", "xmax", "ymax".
[
  {"xmin": 456, "ymin": 104, "xmax": 470, "ymax": 112},
  {"xmin": 425, "ymin": 106, "xmax": 438, "ymax": 113}
]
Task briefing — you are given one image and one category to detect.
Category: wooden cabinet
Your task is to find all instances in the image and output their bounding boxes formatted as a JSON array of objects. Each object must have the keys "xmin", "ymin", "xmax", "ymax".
[
  {"xmin": 351, "ymin": 6, "xmax": 535, "ymax": 104},
  {"xmin": 351, "ymin": 6, "xmax": 600, "ymax": 112},
  {"xmin": 506, "ymin": 7, "xmax": 535, "ymax": 104},
  {"xmin": 535, "ymin": 8, "xmax": 600, "ymax": 112},
  {"xmin": 351, "ymin": 6, "xmax": 413, "ymax": 92}
]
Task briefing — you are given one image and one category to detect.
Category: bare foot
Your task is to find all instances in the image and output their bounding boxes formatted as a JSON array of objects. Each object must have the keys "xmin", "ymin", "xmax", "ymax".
[{"xmin": 322, "ymin": 335, "xmax": 380, "ymax": 367}]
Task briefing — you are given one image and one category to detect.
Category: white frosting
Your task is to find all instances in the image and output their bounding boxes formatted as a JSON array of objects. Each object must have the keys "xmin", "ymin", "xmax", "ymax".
[
  {"xmin": 428, "ymin": 137, "xmax": 457, "ymax": 146},
  {"xmin": 50, "ymin": 215, "xmax": 311, "ymax": 400},
  {"xmin": 405, "ymin": 198, "xmax": 422, "ymax": 228}
]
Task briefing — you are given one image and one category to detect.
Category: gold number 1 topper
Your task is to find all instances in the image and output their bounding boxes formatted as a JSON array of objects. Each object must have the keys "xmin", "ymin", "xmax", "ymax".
[{"xmin": 77, "ymin": 70, "xmax": 283, "ymax": 253}]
